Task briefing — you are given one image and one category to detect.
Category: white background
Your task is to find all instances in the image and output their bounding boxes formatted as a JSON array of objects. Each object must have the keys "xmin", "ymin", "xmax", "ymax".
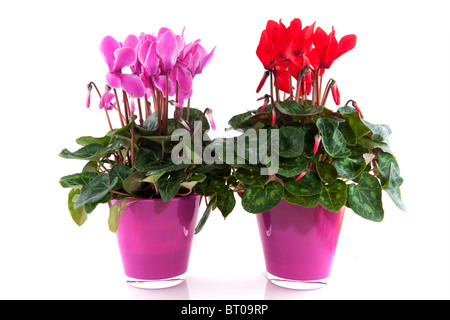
[{"xmin": 0, "ymin": 0, "xmax": 449, "ymax": 300}]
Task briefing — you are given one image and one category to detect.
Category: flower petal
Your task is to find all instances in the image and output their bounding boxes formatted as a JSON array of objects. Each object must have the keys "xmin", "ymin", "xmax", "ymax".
[
  {"xmin": 100, "ymin": 36, "xmax": 120, "ymax": 72},
  {"xmin": 336, "ymin": 34, "xmax": 357, "ymax": 59},
  {"xmin": 196, "ymin": 45, "xmax": 215, "ymax": 75},
  {"xmin": 144, "ymin": 41, "xmax": 160, "ymax": 77},
  {"xmin": 118, "ymin": 74, "xmax": 145, "ymax": 98},
  {"xmin": 123, "ymin": 34, "xmax": 139, "ymax": 49},
  {"xmin": 157, "ymin": 29, "xmax": 181, "ymax": 71},
  {"xmin": 105, "ymin": 72, "xmax": 121, "ymax": 89},
  {"xmin": 113, "ymin": 47, "xmax": 136, "ymax": 72},
  {"xmin": 176, "ymin": 66, "xmax": 193, "ymax": 93}
]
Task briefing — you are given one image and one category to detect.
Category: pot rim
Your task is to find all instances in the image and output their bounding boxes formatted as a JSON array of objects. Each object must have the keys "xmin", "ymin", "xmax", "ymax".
[{"xmin": 109, "ymin": 193, "xmax": 202, "ymax": 204}]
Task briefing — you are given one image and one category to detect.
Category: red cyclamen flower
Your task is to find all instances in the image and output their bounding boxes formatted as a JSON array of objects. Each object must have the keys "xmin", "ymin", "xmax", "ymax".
[{"xmin": 313, "ymin": 27, "xmax": 357, "ymax": 71}]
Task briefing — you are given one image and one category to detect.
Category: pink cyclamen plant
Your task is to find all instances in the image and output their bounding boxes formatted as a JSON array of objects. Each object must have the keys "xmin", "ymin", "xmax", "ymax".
[{"xmin": 87, "ymin": 27, "xmax": 216, "ymax": 136}]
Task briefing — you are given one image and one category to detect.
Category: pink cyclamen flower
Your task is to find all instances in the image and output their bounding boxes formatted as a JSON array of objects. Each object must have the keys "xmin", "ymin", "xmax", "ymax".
[
  {"xmin": 156, "ymin": 28, "xmax": 184, "ymax": 72},
  {"xmin": 100, "ymin": 93, "xmax": 116, "ymax": 111},
  {"xmin": 295, "ymin": 171, "xmax": 307, "ymax": 182},
  {"xmin": 331, "ymin": 82, "xmax": 340, "ymax": 105},
  {"xmin": 313, "ymin": 133, "xmax": 322, "ymax": 154},
  {"xmin": 99, "ymin": 35, "xmax": 145, "ymax": 98},
  {"xmin": 206, "ymin": 108, "xmax": 216, "ymax": 131}
]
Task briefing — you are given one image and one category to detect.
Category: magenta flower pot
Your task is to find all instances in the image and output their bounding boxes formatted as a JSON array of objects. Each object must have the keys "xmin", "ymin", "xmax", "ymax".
[
  {"xmin": 110, "ymin": 194, "xmax": 201, "ymax": 289},
  {"xmin": 256, "ymin": 200, "xmax": 345, "ymax": 289}
]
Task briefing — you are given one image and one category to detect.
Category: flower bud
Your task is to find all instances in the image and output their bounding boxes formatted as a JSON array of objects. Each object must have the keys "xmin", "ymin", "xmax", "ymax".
[
  {"xmin": 331, "ymin": 82, "xmax": 340, "ymax": 105},
  {"xmin": 313, "ymin": 133, "xmax": 322, "ymax": 154},
  {"xmin": 295, "ymin": 171, "xmax": 307, "ymax": 182},
  {"xmin": 86, "ymin": 84, "xmax": 92, "ymax": 108},
  {"xmin": 179, "ymin": 118, "xmax": 191, "ymax": 131},
  {"xmin": 206, "ymin": 108, "xmax": 216, "ymax": 131},
  {"xmin": 256, "ymin": 71, "xmax": 270, "ymax": 93},
  {"xmin": 352, "ymin": 100, "xmax": 364, "ymax": 119},
  {"xmin": 258, "ymin": 95, "xmax": 270, "ymax": 113}
]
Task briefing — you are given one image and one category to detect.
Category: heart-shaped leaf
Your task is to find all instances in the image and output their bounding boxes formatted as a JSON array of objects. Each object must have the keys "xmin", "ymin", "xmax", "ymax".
[
  {"xmin": 348, "ymin": 172, "xmax": 384, "ymax": 221},
  {"xmin": 242, "ymin": 177, "xmax": 283, "ymax": 213},
  {"xmin": 316, "ymin": 117, "xmax": 351, "ymax": 158},
  {"xmin": 319, "ymin": 179, "xmax": 348, "ymax": 212}
]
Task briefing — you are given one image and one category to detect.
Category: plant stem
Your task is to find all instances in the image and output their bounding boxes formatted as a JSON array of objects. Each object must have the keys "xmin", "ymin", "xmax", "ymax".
[
  {"xmin": 137, "ymin": 98, "xmax": 143, "ymax": 126},
  {"xmin": 273, "ymin": 68, "xmax": 280, "ymax": 102},
  {"xmin": 321, "ymin": 79, "xmax": 334, "ymax": 107},
  {"xmin": 103, "ymin": 107, "xmax": 113, "ymax": 131},
  {"xmin": 122, "ymin": 90, "xmax": 130, "ymax": 124},
  {"xmin": 186, "ymin": 98, "xmax": 191, "ymax": 121},
  {"xmin": 131, "ymin": 114, "xmax": 135, "ymax": 167},
  {"xmin": 165, "ymin": 70, "xmax": 170, "ymax": 136},
  {"xmin": 113, "ymin": 89, "xmax": 125, "ymax": 127},
  {"xmin": 90, "ymin": 82, "xmax": 114, "ymax": 130}
]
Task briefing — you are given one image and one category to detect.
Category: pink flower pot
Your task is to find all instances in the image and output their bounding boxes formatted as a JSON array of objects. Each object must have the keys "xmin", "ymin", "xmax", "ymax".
[
  {"xmin": 256, "ymin": 200, "xmax": 345, "ymax": 289},
  {"xmin": 110, "ymin": 194, "xmax": 201, "ymax": 289}
]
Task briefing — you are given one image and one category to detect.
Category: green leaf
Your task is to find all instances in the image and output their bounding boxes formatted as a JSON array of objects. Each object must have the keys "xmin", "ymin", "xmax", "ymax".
[
  {"xmin": 68, "ymin": 189, "xmax": 87, "ymax": 227},
  {"xmin": 361, "ymin": 119, "xmax": 392, "ymax": 142},
  {"xmin": 59, "ymin": 144, "xmax": 107, "ymax": 161},
  {"xmin": 316, "ymin": 161, "xmax": 338, "ymax": 183},
  {"xmin": 279, "ymin": 125, "xmax": 304, "ymax": 158},
  {"xmin": 385, "ymin": 187, "xmax": 406, "ymax": 211},
  {"xmin": 59, "ymin": 139, "xmax": 122, "ymax": 161},
  {"xmin": 141, "ymin": 172, "xmax": 165, "ymax": 184},
  {"xmin": 74, "ymin": 173, "xmax": 118, "ymax": 209},
  {"xmin": 195, "ymin": 196, "xmax": 216, "ymax": 234},
  {"xmin": 377, "ymin": 152, "xmax": 403, "ymax": 189},
  {"xmin": 187, "ymin": 174, "xmax": 207, "ymax": 183},
  {"xmin": 235, "ymin": 168, "xmax": 261, "ymax": 184},
  {"xmin": 340, "ymin": 108, "xmax": 370, "ymax": 139},
  {"xmin": 134, "ymin": 145, "xmax": 162, "ymax": 171},
  {"xmin": 283, "ymin": 172, "xmax": 323, "ymax": 196},
  {"xmin": 348, "ymin": 172, "xmax": 384, "ymax": 222},
  {"xmin": 208, "ymin": 179, "xmax": 228, "ymax": 194},
  {"xmin": 274, "ymin": 101, "xmax": 323, "ymax": 116},
  {"xmin": 316, "ymin": 117, "xmax": 351, "ymax": 158},
  {"xmin": 216, "ymin": 189, "xmax": 236, "ymax": 218},
  {"xmin": 319, "ymin": 179, "xmax": 348, "ymax": 212},
  {"xmin": 242, "ymin": 177, "xmax": 283, "ymax": 213},
  {"xmin": 82, "ymin": 161, "xmax": 98, "ymax": 173},
  {"xmin": 334, "ymin": 155, "xmax": 367, "ymax": 180},
  {"xmin": 357, "ymin": 136, "xmax": 392, "ymax": 153},
  {"xmin": 275, "ymin": 156, "xmax": 308, "ymax": 178},
  {"xmin": 109, "ymin": 164, "xmax": 135, "ymax": 189},
  {"xmin": 76, "ymin": 135, "xmax": 111, "ymax": 147},
  {"xmin": 122, "ymin": 171, "xmax": 147, "ymax": 195},
  {"xmin": 144, "ymin": 159, "xmax": 190, "ymax": 176},
  {"xmin": 156, "ymin": 170, "xmax": 187, "ymax": 202},
  {"xmin": 283, "ymin": 189, "xmax": 320, "ymax": 208},
  {"xmin": 227, "ymin": 111, "xmax": 255, "ymax": 130},
  {"xmin": 59, "ymin": 172, "xmax": 97, "ymax": 188},
  {"xmin": 108, "ymin": 200, "xmax": 128, "ymax": 233},
  {"xmin": 142, "ymin": 112, "xmax": 159, "ymax": 131}
]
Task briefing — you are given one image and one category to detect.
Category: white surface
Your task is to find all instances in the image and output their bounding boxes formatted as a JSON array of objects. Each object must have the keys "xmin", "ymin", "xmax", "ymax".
[{"xmin": 0, "ymin": 0, "xmax": 449, "ymax": 300}]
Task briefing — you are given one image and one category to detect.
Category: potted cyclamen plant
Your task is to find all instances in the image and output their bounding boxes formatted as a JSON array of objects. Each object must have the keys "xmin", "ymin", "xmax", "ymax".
[
  {"xmin": 59, "ymin": 27, "xmax": 233, "ymax": 289},
  {"xmin": 227, "ymin": 18, "xmax": 405, "ymax": 289}
]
